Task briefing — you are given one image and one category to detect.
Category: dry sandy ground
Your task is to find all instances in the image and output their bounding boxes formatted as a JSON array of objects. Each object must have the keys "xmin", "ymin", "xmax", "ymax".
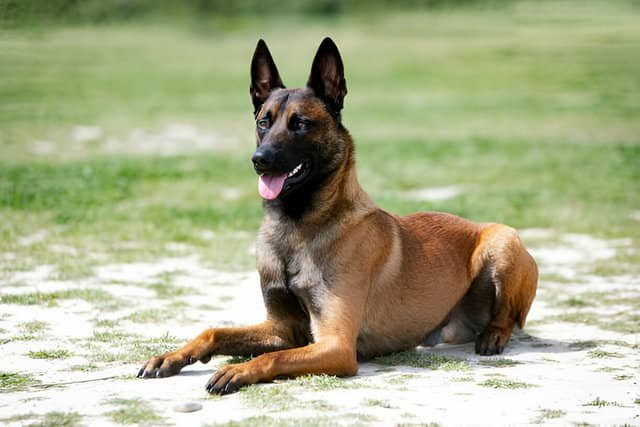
[{"xmin": 0, "ymin": 230, "xmax": 638, "ymax": 426}]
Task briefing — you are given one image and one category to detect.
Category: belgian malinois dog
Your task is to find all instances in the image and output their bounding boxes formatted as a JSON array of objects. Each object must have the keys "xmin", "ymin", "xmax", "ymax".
[{"xmin": 138, "ymin": 37, "xmax": 538, "ymax": 395}]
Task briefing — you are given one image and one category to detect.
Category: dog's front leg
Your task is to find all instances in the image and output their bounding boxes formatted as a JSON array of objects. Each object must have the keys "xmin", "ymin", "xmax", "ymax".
[
  {"xmin": 138, "ymin": 320, "xmax": 300, "ymax": 378},
  {"xmin": 205, "ymin": 292, "xmax": 364, "ymax": 395},
  {"xmin": 205, "ymin": 337, "xmax": 358, "ymax": 395}
]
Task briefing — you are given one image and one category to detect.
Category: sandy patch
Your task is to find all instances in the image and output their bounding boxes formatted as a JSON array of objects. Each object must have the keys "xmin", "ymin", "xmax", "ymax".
[
  {"xmin": 29, "ymin": 123, "xmax": 231, "ymax": 157},
  {"xmin": 71, "ymin": 126, "xmax": 103, "ymax": 143},
  {"xmin": 0, "ymin": 233, "xmax": 638, "ymax": 425},
  {"xmin": 399, "ymin": 185, "xmax": 464, "ymax": 202}
]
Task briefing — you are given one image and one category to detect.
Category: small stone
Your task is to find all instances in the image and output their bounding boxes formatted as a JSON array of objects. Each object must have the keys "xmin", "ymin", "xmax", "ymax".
[{"xmin": 173, "ymin": 402, "xmax": 203, "ymax": 413}]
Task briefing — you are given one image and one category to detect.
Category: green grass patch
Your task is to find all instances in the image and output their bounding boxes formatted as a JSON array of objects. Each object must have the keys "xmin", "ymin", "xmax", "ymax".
[
  {"xmin": 614, "ymin": 374, "xmax": 632, "ymax": 381},
  {"xmin": 596, "ymin": 366, "xmax": 621, "ymax": 373},
  {"xmin": 587, "ymin": 349, "xmax": 623, "ymax": 359},
  {"xmin": 68, "ymin": 363, "xmax": 100, "ymax": 372},
  {"xmin": 548, "ymin": 311, "xmax": 640, "ymax": 334},
  {"xmin": 209, "ymin": 416, "xmax": 339, "ymax": 427},
  {"xmin": 294, "ymin": 374, "xmax": 357, "ymax": 390},
  {"xmin": 479, "ymin": 378, "xmax": 535, "ymax": 389},
  {"xmin": 363, "ymin": 398, "xmax": 394, "ymax": 408},
  {"xmin": 124, "ymin": 309, "xmax": 173, "ymax": 323},
  {"xmin": 375, "ymin": 350, "xmax": 470, "ymax": 371},
  {"xmin": 582, "ymin": 397, "xmax": 623, "ymax": 407},
  {"xmin": 569, "ymin": 340, "xmax": 599, "ymax": 350},
  {"xmin": 92, "ymin": 329, "xmax": 134, "ymax": 343},
  {"xmin": 478, "ymin": 358, "xmax": 521, "ymax": 368},
  {"xmin": 240, "ymin": 384, "xmax": 297, "ymax": 411},
  {"xmin": 27, "ymin": 349, "xmax": 72, "ymax": 359},
  {"xmin": 93, "ymin": 318, "xmax": 120, "ymax": 328},
  {"xmin": 558, "ymin": 297, "xmax": 590, "ymax": 308},
  {"xmin": 105, "ymin": 398, "xmax": 163, "ymax": 425},
  {"xmin": 19, "ymin": 320, "xmax": 48, "ymax": 334},
  {"xmin": 452, "ymin": 376, "xmax": 474, "ymax": 382},
  {"xmin": 27, "ymin": 411, "xmax": 82, "ymax": 427},
  {"xmin": 86, "ymin": 331, "xmax": 179, "ymax": 363},
  {"xmin": 1, "ymin": 288, "xmax": 113, "ymax": 307},
  {"xmin": 0, "ymin": 371, "xmax": 40, "ymax": 392},
  {"xmin": 532, "ymin": 409, "xmax": 566, "ymax": 423},
  {"xmin": 387, "ymin": 373, "xmax": 419, "ymax": 385}
]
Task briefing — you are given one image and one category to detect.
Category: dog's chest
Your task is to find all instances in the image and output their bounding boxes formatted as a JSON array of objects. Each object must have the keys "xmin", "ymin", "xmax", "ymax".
[
  {"xmin": 268, "ymin": 230, "xmax": 331, "ymax": 323},
  {"xmin": 284, "ymin": 243, "xmax": 328, "ymax": 318}
]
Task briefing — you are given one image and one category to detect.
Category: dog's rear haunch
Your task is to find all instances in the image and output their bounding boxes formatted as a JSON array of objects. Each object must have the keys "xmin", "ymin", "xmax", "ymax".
[{"xmin": 138, "ymin": 38, "xmax": 537, "ymax": 395}]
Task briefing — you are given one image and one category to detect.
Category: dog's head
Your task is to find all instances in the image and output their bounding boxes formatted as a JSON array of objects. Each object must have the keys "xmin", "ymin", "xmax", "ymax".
[{"xmin": 249, "ymin": 38, "xmax": 349, "ymax": 202}]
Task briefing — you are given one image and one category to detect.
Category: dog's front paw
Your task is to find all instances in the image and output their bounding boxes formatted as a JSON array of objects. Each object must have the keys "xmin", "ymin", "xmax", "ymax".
[
  {"xmin": 205, "ymin": 363, "xmax": 258, "ymax": 395},
  {"xmin": 137, "ymin": 351, "xmax": 193, "ymax": 378}
]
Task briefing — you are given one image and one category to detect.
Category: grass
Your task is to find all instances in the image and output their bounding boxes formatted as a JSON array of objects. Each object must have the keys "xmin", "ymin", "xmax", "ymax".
[
  {"xmin": 0, "ymin": 0, "xmax": 638, "ymax": 277},
  {"xmin": 19, "ymin": 320, "xmax": 48, "ymax": 334},
  {"xmin": 293, "ymin": 374, "xmax": 357, "ymax": 390},
  {"xmin": 587, "ymin": 349, "xmax": 623, "ymax": 359},
  {"xmin": 105, "ymin": 398, "xmax": 164, "ymax": 425},
  {"xmin": 27, "ymin": 411, "xmax": 82, "ymax": 427},
  {"xmin": 452, "ymin": 376, "xmax": 474, "ymax": 382},
  {"xmin": 546, "ymin": 311, "xmax": 640, "ymax": 334},
  {"xmin": 386, "ymin": 373, "xmax": 419, "ymax": 385},
  {"xmin": 240, "ymin": 384, "xmax": 297, "ymax": 411},
  {"xmin": 68, "ymin": 363, "xmax": 100, "ymax": 372},
  {"xmin": 0, "ymin": 371, "xmax": 39, "ymax": 392},
  {"xmin": 1, "ymin": 288, "xmax": 114, "ymax": 307},
  {"xmin": 239, "ymin": 375, "xmax": 355, "ymax": 412},
  {"xmin": 569, "ymin": 340, "xmax": 599, "ymax": 350},
  {"xmin": 209, "ymin": 416, "xmax": 343, "ymax": 427},
  {"xmin": 532, "ymin": 409, "xmax": 566, "ymax": 423},
  {"xmin": 582, "ymin": 397, "xmax": 623, "ymax": 408},
  {"xmin": 27, "ymin": 349, "xmax": 72, "ymax": 359},
  {"xmin": 479, "ymin": 378, "xmax": 535, "ymax": 389},
  {"xmin": 375, "ymin": 350, "xmax": 470, "ymax": 371},
  {"xmin": 124, "ymin": 308, "xmax": 173, "ymax": 323},
  {"xmin": 363, "ymin": 398, "xmax": 395, "ymax": 409},
  {"xmin": 81, "ymin": 330, "xmax": 178, "ymax": 364},
  {"xmin": 478, "ymin": 358, "xmax": 521, "ymax": 368},
  {"xmin": 614, "ymin": 375, "xmax": 632, "ymax": 381}
]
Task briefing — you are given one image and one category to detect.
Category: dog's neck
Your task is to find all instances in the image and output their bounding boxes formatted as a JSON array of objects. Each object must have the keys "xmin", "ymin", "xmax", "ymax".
[{"xmin": 263, "ymin": 132, "xmax": 376, "ymax": 227}]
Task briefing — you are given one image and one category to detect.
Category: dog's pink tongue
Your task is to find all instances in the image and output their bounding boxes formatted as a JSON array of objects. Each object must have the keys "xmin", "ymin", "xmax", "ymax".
[{"xmin": 258, "ymin": 174, "xmax": 287, "ymax": 200}]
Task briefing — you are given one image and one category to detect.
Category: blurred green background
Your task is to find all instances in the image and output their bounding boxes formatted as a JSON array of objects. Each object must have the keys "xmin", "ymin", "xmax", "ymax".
[{"xmin": 0, "ymin": 0, "xmax": 638, "ymax": 274}]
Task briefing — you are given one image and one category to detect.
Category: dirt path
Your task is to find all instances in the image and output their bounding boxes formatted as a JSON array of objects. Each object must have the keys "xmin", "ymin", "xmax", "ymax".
[{"xmin": 1, "ymin": 231, "xmax": 638, "ymax": 426}]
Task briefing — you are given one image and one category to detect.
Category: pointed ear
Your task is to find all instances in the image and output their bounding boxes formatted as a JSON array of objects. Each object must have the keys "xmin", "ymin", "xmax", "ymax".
[
  {"xmin": 307, "ymin": 37, "xmax": 347, "ymax": 114},
  {"xmin": 250, "ymin": 39, "xmax": 285, "ymax": 115}
]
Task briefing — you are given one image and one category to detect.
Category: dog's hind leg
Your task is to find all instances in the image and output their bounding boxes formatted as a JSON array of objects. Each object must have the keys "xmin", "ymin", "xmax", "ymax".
[
  {"xmin": 424, "ymin": 262, "xmax": 496, "ymax": 347},
  {"xmin": 470, "ymin": 224, "xmax": 538, "ymax": 355}
]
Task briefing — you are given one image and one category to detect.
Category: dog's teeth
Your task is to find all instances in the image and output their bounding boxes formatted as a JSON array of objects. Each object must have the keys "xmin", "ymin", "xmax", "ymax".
[{"xmin": 287, "ymin": 164, "xmax": 303, "ymax": 178}]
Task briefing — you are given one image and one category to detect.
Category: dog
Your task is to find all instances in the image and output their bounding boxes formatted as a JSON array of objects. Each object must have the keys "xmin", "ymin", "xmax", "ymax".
[{"xmin": 138, "ymin": 37, "xmax": 538, "ymax": 395}]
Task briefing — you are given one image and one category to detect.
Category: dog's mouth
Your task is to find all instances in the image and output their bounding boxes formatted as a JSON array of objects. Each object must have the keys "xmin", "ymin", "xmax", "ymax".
[{"xmin": 258, "ymin": 162, "xmax": 309, "ymax": 200}]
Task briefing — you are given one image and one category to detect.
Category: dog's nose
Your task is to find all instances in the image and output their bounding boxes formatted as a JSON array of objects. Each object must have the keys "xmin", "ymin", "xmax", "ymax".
[{"xmin": 252, "ymin": 148, "xmax": 275, "ymax": 171}]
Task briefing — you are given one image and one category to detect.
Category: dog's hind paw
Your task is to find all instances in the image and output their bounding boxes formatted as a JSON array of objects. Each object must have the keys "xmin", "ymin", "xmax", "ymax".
[{"xmin": 475, "ymin": 329, "xmax": 510, "ymax": 356}]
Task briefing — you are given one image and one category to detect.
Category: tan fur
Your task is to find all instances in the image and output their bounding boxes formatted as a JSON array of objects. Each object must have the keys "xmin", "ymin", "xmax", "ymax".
[{"xmin": 138, "ymin": 38, "xmax": 538, "ymax": 394}]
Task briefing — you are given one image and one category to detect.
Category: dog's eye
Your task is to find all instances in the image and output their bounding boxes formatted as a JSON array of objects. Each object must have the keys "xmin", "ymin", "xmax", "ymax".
[
  {"xmin": 257, "ymin": 118, "xmax": 270, "ymax": 130},
  {"xmin": 291, "ymin": 117, "xmax": 309, "ymax": 132}
]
